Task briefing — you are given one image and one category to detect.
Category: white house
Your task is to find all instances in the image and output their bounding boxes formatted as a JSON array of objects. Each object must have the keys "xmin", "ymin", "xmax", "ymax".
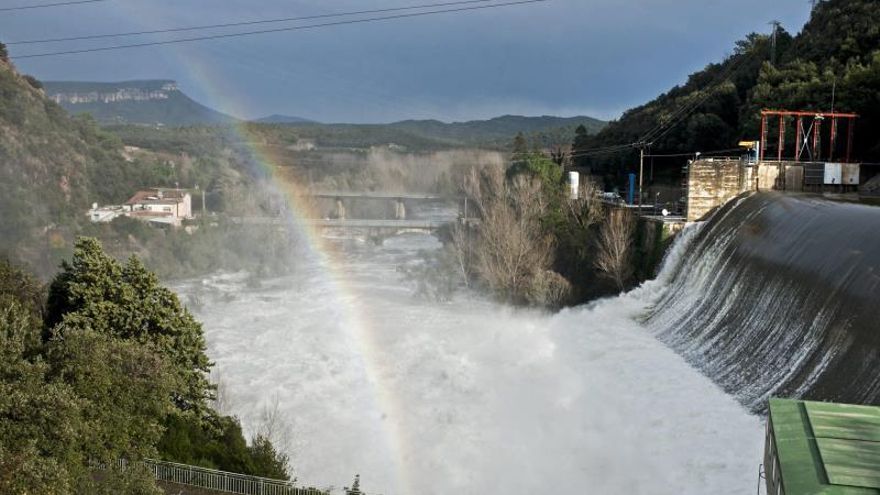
[
  {"xmin": 125, "ymin": 188, "xmax": 192, "ymax": 227},
  {"xmin": 87, "ymin": 203, "xmax": 125, "ymax": 223}
]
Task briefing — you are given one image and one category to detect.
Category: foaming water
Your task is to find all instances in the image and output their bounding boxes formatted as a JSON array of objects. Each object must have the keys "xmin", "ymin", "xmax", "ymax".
[
  {"xmin": 176, "ymin": 220, "xmax": 762, "ymax": 494},
  {"xmin": 645, "ymin": 193, "xmax": 880, "ymax": 412}
]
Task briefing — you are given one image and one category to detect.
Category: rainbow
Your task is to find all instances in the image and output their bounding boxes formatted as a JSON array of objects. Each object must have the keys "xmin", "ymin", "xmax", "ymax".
[{"xmin": 116, "ymin": 9, "xmax": 412, "ymax": 490}]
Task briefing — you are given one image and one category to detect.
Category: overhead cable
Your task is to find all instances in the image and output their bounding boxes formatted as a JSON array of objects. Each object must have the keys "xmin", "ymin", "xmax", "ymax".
[{"xmin": 13, "ymin": 0, "xmax": 548, "ymax": 59}]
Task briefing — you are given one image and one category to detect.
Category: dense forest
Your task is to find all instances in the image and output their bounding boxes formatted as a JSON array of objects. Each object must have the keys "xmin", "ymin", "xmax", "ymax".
[
  {"xmin": 0, "ymin": 239, "xmax": 294, "ymax": 493},
  {"xmin": 575, "ymin": 0, "xmax": 880, "ymax": 191}
]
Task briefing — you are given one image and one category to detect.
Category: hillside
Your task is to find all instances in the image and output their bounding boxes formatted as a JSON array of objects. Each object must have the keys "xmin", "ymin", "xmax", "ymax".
[
  {"xmin": 0, "ymin": 58, "xmax": 123, "ymax": 268},
  {"xmin": 0, "ymin": 61, "xmax": 293, "ymax": 279},
  {"xmin": 43, "ymin": 78, "xmax": 606, "ymax": 148},
  {"xmin": 254, "ymin": 114, "xmax": 316, "ymax": 124},
  {"xmin": 257, "ymin": 114, "xmax": 606, "ymax": 151},
  {"xmin": 386, "ymin": 114, "xmax": 606, "ymax": 146},
  {"xmin": 575, "ymin": 0, "xmax": 880, "ymax": 187},
  {"xmin": 43, "ymin": 79, "xmax": 237, "ymax": 125}
]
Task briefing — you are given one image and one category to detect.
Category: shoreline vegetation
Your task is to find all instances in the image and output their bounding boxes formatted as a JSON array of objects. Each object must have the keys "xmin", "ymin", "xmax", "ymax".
[{"xmin": 0, "ymin": 238, "xmax": 299, "ymax": 493}]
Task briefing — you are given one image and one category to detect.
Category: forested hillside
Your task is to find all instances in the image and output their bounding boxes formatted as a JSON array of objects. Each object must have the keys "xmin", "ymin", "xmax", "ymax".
[
  {"xmin": 0, "ymin": 50, "xmax": 292, "ymax": 279},
  {"xmin": 576, "ymin": 0, "xmax": 880, "ymax": 188},
  {"xmin": 0, "ymin": 49, "xmax": 130, "ymax": 270}
]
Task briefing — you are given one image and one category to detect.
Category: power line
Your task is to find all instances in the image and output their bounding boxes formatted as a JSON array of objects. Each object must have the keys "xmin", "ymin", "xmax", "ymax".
[
  {"xmin": 637, "ymin": 40, "xmax": 761, "ymax": 147},
  {"xmin": 7, "ymin": 0, "xmax": 494, "ymax": 45},
  {"xmin": 644, "ymin": 147, "xmax": 744, "ymax": 158},
  {"xmin": 568, "ymin": 143, "xmax": 638, "ymax": 159},
  {"xmin": 13, "ymin": 0, "xmax": 548, "ymax": 59},
  {"xmin": 0, "ymin": 0, "xmax": 104, "ymax": 12},
  {"xmin": 639, "ymin": 48, "xmax": 754, "ymax": 145},
  {"xmin": 568, "ymin": 46, "xmax": 759, "ymax": 161}
]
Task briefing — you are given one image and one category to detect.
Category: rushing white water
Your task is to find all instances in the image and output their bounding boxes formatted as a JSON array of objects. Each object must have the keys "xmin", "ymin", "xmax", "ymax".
[{"xmin": 175, "ymin": 223, "xmax": 763, "ymax": 495}]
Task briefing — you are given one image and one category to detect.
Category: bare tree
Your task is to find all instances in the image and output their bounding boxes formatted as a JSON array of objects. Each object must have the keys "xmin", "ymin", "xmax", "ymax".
[
  {"xmin": 595, "ymin": 209, "xmax": 636, "ymax": 291},
  {"xmin": 256, "ymin": 394, "xmax": 292, "ymax": 455},
  {"xmin": 449, "ymin": 222, "xmax": 473, "ymax": 288},
  {"xmin": 541, "ymin": 127, "xmax": 574, "ymax": 167},
  {"xmin": 564, "ymin": 176, "xmax": 604, "ymax": 229},
  {"xmin": 244, "ymin": 394, "xmax": 294, "ymax": 478},
  {"xmin": 210, "ymin": 370, "xmax": 231, "ymax": 415},
  {"xmin": 460, "ymin": 164, "xmax": 556, "ymax": 303}
]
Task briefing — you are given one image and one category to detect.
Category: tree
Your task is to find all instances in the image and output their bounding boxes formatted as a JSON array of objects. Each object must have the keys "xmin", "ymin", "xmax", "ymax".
[
  {"xmin": 462, "ymin": 164, "xmax": 557, "ymax": 304},
  {"xmin": 346, "ymin": 474, "xmax": 362, "ymax": 495},
  {"xmin": 45, "ymin": 329, "xmax": 173, "ymax": 466},
  {"xmin": 594, "ymin": 210, "xmax": 635, "ymax": 291},
  {"xmin": 47, "ymin": 237, "xmax": 214, "ymax": 417},
  {"xmin": 511, "ymin": 132, "xmax": 528, "ymax": 157},
  {"xmin": 0, "ymin": 301, "xmax": 80, "ymax": 495},
  {"xmin": 0, "ymin": 255, "xmax": 171, "ymax": 494},
  {"xmin": 247, "ymin": 435, "xmax": 290, "ymax": 480}
]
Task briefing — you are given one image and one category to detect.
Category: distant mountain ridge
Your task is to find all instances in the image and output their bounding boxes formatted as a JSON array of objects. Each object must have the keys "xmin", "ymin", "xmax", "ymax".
[
  {"xmin": 385, "ymin": 115, "xmax": 606, "ymax": 144},
  {"xmin": 43, "ymin": 80, "xmax": 236, "ymax": 126},
  {"xmin": 43, "ymin": 79, "xmax": 606, "ymax": 146},
  {"xmin": 254, "ymin": 114, "xmax": 316, "ymax": 124}
]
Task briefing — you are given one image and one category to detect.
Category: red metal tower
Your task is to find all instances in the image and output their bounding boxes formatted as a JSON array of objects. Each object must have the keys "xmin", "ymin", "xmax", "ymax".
[{"xmin": 759, "ymin": 109, "xmax": 858, "ymax": 163}]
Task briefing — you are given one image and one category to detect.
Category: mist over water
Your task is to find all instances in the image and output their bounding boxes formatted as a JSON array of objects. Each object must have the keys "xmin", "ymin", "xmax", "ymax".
[{"xmin": 175, "ymin": 209, "xmax": 762, "ymax": 494}]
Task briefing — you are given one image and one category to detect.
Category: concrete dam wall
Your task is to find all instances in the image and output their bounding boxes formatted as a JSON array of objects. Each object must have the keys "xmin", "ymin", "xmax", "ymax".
[{"xmin": 646, "ymin": 193, "xmax": 880, "ymax": 412}]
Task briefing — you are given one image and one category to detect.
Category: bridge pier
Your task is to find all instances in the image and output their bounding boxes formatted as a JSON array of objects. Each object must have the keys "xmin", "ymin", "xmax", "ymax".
[
  {"xmin": 335, "ymin": 199, "xmax": 346, "ymax": 220},
  {"xmin": 394, "ymin": 199, "xmax": 406, "ymax": 220}
]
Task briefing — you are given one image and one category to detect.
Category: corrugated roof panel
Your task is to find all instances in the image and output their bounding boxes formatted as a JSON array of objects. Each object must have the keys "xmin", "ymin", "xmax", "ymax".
[
  {"xmin": 768, "ymin": 399, "xmax": 880, "ymax": 494},
  {"xmin": 806, "ymin": 402, "xmax": 880, "ymax": 443},
  {"xmin": 817, "ymin": 438, "xmax": 880, "ymax": 489}
]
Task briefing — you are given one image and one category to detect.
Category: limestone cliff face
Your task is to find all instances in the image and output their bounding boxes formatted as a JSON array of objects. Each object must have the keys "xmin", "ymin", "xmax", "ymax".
[
  {"xmin": 49, "ymin": 82, "xmax": 179, "ymax": 105},
  {"xmin": 41, "ymin": 80, "xmax": 236, "ymax": 125}
]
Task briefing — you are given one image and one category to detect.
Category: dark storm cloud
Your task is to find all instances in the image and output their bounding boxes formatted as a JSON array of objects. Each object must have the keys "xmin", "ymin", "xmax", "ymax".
[{"xmin": 2, "ymin": 0, "xmax": 810, "ymax": 123}]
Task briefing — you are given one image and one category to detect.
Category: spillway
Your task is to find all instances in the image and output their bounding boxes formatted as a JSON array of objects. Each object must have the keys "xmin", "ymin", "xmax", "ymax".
[
  {"xmin": 177, "ymin": 200, "xmax": 783, "ymax": 494},
  {"xmin": 646, "ymin": 192, "xmax": 880, "ymax": 412}
]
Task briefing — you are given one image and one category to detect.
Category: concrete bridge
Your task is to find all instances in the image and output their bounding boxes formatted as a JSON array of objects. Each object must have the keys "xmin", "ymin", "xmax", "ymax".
[
  {"xmin": 305, "ymin": 191, "xmax": 455, "ymax": 221},
  {"xmin": 308, "ymin": 191, "xmax": 446, "ymax": 200},
  {"xmin": 232, "ymin": 191, "xmax": 471, "ymax": 239},
  {"xmin": 231, "ymin": 216, "xmax": 478, "ymax": 240}
]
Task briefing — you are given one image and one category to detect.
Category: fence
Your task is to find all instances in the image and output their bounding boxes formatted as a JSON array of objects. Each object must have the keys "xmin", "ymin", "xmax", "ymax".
[{"xmin": 104, "ymin": 458, "xmax": 329, "ymax": 495}]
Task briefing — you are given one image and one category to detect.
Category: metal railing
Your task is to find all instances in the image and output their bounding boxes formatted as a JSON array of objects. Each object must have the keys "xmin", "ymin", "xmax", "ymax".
[
  {"xmin": 146, "ymin": 459, "xmax": 326, "ymax": 495},
  {"xmin": 102, "ymin": 458, "xmax": 328, "ymax": 495}
]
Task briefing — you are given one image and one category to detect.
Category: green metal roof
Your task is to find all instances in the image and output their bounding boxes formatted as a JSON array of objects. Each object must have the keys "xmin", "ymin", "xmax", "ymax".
[{"xmin": 769, "ymin": 398, "xmax": 880, "ymax": 494}]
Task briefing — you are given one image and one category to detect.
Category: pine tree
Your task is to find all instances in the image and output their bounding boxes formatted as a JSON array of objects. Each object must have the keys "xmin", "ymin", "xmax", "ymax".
[
  {"xmin": 346, "ymin": 474, "xmax": 362, "ymax": 495},
  {"xmin": 47, "ymin": 237, "xmax": 214, "ymax": 416}
]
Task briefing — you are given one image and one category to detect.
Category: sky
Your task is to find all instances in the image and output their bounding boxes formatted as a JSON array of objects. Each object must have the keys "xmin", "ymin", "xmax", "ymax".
[{"xmin": 2, "ymin": 0, "xmax": 812, "ymax": 123}]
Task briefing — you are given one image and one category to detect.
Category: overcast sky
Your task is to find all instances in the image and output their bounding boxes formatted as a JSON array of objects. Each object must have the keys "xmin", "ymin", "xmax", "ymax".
[{"xmin": 3, "ymin": 0, "xmax": 811, "ymax": 123}]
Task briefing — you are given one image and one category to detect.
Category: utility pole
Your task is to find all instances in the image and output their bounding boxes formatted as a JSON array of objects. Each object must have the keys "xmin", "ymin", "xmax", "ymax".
[
  {"xmin": 638, "ymin": 144, "xmax": 646, "ymax": 216},
  {"xmin": 769, "ymin": 20, "xmax": 782, "ymax": 66}
]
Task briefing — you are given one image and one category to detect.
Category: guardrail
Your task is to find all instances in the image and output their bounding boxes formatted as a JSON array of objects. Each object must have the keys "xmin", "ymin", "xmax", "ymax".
[
  {"xmin": 101, "ymin": 458, "xmax": 329, "ymax": 495},
  {"xmin": 150, "ymin": 458, "xmax": 312, "ymax": 495}
]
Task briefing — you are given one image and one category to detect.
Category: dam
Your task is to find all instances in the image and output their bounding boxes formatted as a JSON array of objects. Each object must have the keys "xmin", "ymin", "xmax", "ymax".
[
  {"xmin": 648, "ymin": 192, "xmax": 880, "ymax": 412},
  {"xmin": 175, "ymin": 193, "xmax": 880, "ymax": 493}
]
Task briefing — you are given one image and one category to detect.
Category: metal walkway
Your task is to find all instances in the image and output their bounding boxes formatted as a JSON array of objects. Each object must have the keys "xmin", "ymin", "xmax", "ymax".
[
  {"xmin": 303, "ymin": 219, "xmax": 447, "ymax": 229},
  {"xmin": 308, "ymin": 191, "xmax": 447, "ymax": 200}
]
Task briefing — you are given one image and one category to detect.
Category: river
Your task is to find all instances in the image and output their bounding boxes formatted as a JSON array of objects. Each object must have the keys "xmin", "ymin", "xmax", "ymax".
[{"xmin": 175, "ymin": 208, "xmax": 763, "ymax": 495}]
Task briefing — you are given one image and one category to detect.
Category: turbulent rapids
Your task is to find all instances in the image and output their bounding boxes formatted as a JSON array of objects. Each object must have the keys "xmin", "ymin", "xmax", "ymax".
[
  {"xmin": 175, "ymin": 193, "xmax": 880, "ymax": 494},
  {"xmin": 647, "ymin": 192, "xmax": 880, "ymax": 412}
]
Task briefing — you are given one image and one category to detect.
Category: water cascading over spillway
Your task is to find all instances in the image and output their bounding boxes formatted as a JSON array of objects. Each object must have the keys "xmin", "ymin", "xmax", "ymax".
[
  {"xmin": 647, "ymin": 192, "xmax": 880, "ymax": 412},
  {"xmin": 178, "ymin": 204, "xmax": 765, "ymax": 494}
]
